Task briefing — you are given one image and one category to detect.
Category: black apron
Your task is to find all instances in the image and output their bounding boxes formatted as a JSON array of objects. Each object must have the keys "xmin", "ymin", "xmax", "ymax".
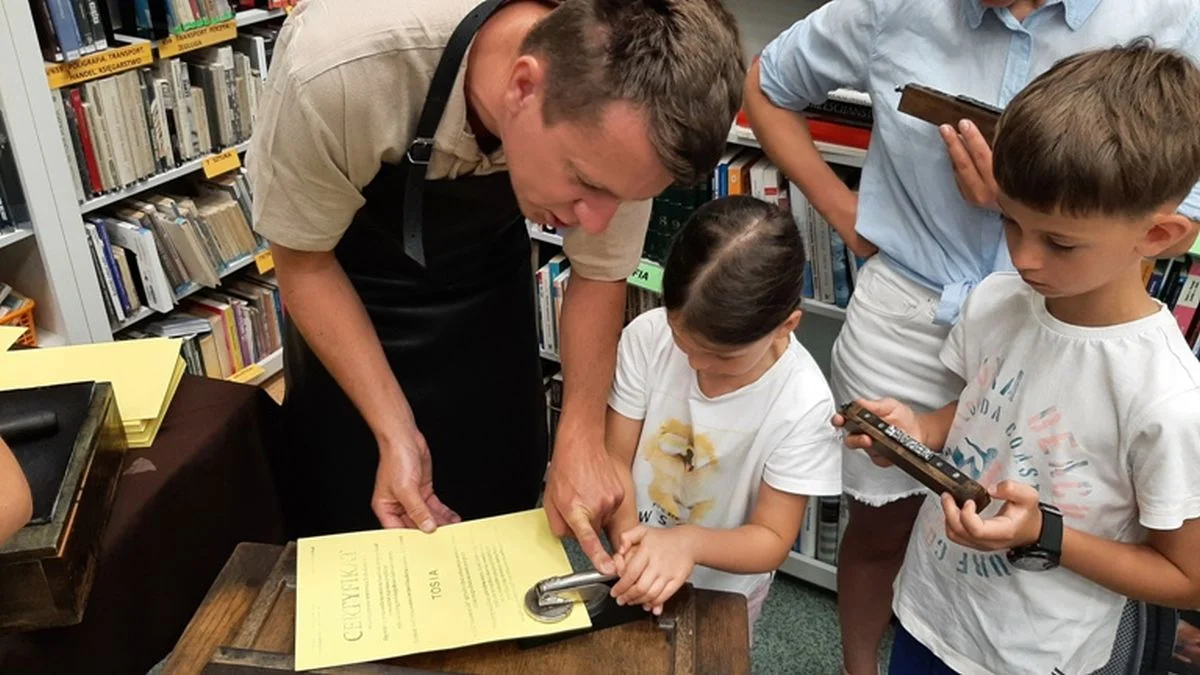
[{"xmin": 277, "ymin": 0, "xmax": 547, "ymax": 537}]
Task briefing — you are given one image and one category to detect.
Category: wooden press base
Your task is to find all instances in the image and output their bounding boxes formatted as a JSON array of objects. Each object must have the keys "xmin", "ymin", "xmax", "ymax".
[{"xmin": 165, "ymin": 542, "xmax": 749, "ymax": 675}]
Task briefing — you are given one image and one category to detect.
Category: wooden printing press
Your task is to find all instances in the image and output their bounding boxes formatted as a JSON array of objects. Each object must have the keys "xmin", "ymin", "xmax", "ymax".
[{"xmin": 0, "ymin": 381, "xmax": 127, "ymax": 631}]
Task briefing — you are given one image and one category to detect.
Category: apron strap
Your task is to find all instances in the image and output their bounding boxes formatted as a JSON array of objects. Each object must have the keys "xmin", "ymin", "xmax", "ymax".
[{"xmin": 402, "ymin": 0, "xmax": 511, "ymax": 267}]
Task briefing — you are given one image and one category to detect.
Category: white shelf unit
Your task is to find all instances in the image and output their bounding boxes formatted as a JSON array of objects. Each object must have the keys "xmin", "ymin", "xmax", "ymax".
[
  {"xmin": 780, "ymin": 551, "xmax": 837, "ymax": 592},
  {"xmin": 727, "ymin": 125, "xmax": 867, "ymax": 169},
  {"xmin": 0, "ymin": 3, "xmax": 286, "ymax": 347},
  {"xmin": 0, "ymin": 227, "xmax": 34, "ymax": 251},
  {"xmin": 116, "ymin": 5, "xmax": 286, "ymax": 45},
  {"xmin": 236, "ymin": 346, "xmax": 283, "ymax": 387}
]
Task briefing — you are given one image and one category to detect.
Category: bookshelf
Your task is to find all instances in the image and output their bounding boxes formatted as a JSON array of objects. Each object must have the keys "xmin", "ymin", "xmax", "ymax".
[
  {"xmin": 0, "ymin": 1, "xmax": 286, "ymax": 383},
  {"xmin": 80, "ymin": 139, "xmax": 252, "ymax": 213}
]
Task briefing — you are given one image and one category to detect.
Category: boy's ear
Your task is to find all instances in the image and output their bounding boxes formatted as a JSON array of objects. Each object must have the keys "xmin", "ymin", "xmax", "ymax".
[
  {"xmin": 1139, "ymin": 213, "xmax": 1195, "ymax": 259},
  {"xmin": 1152, "ymin": 216, "xmax": 1200, "ymax": 259}
]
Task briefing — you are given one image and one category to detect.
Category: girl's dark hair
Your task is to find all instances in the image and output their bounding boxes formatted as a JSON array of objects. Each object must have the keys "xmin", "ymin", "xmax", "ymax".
[{"xmin": 662, "ymin": 195, "xmax": 807, "ymax": 346}]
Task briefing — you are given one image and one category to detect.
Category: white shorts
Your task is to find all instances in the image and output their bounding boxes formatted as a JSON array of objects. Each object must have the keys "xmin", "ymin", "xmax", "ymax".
[{"xmin": 830, "ymin": 257, "xmax": 964, "ymax": 506}]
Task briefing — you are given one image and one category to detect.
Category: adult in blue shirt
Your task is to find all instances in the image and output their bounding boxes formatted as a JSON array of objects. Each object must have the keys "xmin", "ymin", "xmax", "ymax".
[{"xmin": 744, "ymin": 1, "xmax": 1200, "ymax": 672}]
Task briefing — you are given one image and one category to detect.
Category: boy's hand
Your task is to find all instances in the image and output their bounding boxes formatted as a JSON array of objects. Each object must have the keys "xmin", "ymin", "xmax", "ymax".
[
  {"xmin": 942, "ymin": 480, "xmax": 1042, "ymax": 552},
  {"xmin": 941, "ymin": 120, "xmax": 1000, "ymax": 212},
  {"xmin": 610, "ymin": 525, "xmax": 695, "ymax": 615},
  {"xmin": 831, "ymin": 398, "xmax": 923, "ymax": 467}
]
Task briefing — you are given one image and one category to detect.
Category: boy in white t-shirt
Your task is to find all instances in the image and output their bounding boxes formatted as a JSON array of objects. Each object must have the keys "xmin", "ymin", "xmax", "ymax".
[
  {"xmin": 602, "ymin": 196, "xmax": 843, "ymax": 638},
  {"xmin": 837, "ymin": 42, "xmax": 1200, "ymax": 675}
]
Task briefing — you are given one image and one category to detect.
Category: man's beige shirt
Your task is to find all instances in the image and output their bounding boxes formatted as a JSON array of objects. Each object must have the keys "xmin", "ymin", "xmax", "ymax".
[{"xmin": 246, "ymin": 0, "xmax": 651, "ymax": 281}]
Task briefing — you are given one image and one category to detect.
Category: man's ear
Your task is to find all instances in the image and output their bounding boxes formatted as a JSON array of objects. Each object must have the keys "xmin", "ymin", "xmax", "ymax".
[
  {"xmin": 504, "ymin": 55, "xmax": 546, "ymax": 117},
  {"xmin": 1140, "ymin": 213, "xmax": 1194, "ymax": 259}
]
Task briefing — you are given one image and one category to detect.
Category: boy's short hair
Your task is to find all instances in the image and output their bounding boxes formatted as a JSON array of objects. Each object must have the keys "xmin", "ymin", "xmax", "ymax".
[
  {"xmin": 993, "ymin": 39, "xmax": 1200, "ymax": 218},
  {"xmin": 520, "ymin": 0, "xmax": 745, "ymax": 186}
]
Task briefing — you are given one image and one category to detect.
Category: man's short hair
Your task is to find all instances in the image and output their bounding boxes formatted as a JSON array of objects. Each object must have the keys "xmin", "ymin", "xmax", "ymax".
[
  {"xmin": 521, "ymin": 0, "xmax": 745, "ymax": 185},
  {"xmin": 993, "ymin": 39, "xmax": 1200, "ymax": 218}
]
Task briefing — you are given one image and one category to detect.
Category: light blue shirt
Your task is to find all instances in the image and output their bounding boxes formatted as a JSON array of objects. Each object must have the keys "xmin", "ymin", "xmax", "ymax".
[{"xmin": 760, "ymin": 0, "xmax": 1200, "ymax": 324}]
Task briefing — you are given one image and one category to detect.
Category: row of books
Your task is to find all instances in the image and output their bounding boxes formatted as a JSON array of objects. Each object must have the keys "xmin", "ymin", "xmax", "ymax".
[
  {"xmin": 127, "ymin": 0, "xmax": 234, "ymax": 37},
  {"xmin": 50, "ymin": 40, "xmax": 270, "ymax": 204},
  {"xmin": 119, "ymin": 270, "xmax": 283, "ymax": 380},
  {"xmin": 718, "ymin": 146, "xmax": 867, "ymax": 309},
  {"xmin": 0, "ymin": 114, "xmax": 30, "ymax": 233},
  {"xmin": 31, "ymin": 0, "xmax": 108, "ymax": 62},
  {"xmin": 1145, "ymin": 254, "xmax": 1200, "ymax": 355},
  {"xmin": 791, "ymin": 495, "xmax": 849, "ymax": 566},
  {"xmin": 84, "ymin": 171, "xmax": 264, "ymax": 326},
  {"xmin": 534, "ymin": 254, "xmax": 570, "ymax": 355}
]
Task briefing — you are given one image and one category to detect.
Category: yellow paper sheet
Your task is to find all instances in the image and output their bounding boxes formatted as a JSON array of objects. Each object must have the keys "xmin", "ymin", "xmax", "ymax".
[
  {"xmin": 295, "ymin": 509, "xmax": 590, "ymax": 670},
  {"xmin": 0, "ymin": 326, "xmax": 26, "ymax": 351},
  {"xmin": 0, "ymin": 338, "xmax": 182, "ymax": 422}
]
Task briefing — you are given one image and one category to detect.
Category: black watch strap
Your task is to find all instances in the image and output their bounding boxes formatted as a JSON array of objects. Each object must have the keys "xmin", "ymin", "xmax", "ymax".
[{"xmin": 1039, "ymin": 502, "xmax": 1064, "ymax": 558}]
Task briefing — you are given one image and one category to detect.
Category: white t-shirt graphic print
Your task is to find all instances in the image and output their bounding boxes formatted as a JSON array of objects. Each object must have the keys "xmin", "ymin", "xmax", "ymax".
[
  {"xmin": 608, "ymin": 309, "xmax": 843, "ymax": 597},
  {"xmin": 892, "ymin": 273, "xmax": 1200, "ymax": 675}
]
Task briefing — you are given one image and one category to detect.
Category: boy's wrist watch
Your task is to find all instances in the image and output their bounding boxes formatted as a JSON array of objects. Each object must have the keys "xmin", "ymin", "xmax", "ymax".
[{"xmin": 1006, "ymin": 502, "xmax": 1063, "ymax": 572}]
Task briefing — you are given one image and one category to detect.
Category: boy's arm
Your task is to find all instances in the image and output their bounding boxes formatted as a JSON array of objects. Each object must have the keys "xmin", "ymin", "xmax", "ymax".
[
  {"xmin": 1063, "ymin": 518, "xmax": 1200, "ymax": 608},
  {"xmin": 604, "ymin": 408, "xmax": 643, "ymax": 545},
  {"xmin": 944, "ymin": 483, "xmax": 1200, "ymax": 608},
  {"xmin": 0, "ymin": 437, "xmax": 32, "ymax": 545}
]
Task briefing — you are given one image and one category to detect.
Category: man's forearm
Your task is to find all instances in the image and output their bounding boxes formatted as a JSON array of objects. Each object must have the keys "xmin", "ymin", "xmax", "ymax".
[
  {"xmin": 558, "ymin": 276, "xmax": 626, "ymax": 446},
  {"xmin": 743, "ymin": 61, "xmax": 858, "ymax": 243},
  {"xmin": 606, "ymin": 463, "xmax": 640, "ymax": 543},
  {"xmin": 272, "ymin": 243, "xmax": 413, "ymax": 448}
]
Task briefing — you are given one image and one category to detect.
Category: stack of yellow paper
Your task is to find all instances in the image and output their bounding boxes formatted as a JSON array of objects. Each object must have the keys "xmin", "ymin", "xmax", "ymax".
[
  {"xmin": 0, "ymin": 337, "xmax": 186, "ymax": 448},
  {"xmin": 295, "ymin": 509, "xmax": 591, "ymax": 670}
]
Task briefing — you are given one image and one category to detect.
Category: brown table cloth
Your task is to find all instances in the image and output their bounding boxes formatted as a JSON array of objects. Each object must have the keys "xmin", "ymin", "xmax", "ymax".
[{"xmin": 0, "ymin": 374, "xmax": 287, "ymax": 675}]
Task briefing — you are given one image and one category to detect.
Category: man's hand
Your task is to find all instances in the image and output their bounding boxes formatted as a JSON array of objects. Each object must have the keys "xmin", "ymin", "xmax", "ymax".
[
  {"xmin": 610, "ymin": 525, "xmax": 695, "ymax": 615},
  {"xmin": 373, "ymin": 429, "xmax": 460, "ymax": 532},
  {"xmin": 941, "ymin": 480, "xmax": 1041, "ymax": 552},
  {"xmin": 544, "ymin": 436, "xmax": 623, "ymax": 574},
  {"xmin": 831, "ymin": 397, "xmax": 924, "ymax": 467},
  {"xmin": 942, "ymin": 120, "xmax": 1000, "ymax": 212}
]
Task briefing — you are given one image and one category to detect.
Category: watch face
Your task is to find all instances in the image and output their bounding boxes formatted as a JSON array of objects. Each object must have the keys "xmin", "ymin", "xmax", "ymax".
[{"xmin": 1009, "ymin": 550, "xmax": 1058, "ymax": 572}]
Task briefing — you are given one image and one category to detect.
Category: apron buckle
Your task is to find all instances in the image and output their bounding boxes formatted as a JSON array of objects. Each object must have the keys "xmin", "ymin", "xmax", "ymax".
[{"xmin": 406, "ymin": 137, "xmax": 435, "ymax": 166}]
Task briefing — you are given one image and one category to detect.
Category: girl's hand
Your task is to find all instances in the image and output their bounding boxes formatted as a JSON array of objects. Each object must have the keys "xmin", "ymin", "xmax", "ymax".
[
  {"xmin": 942, "ymin": 480, "xmax": 1042, "ymax": 552},
  {"xmin": 610, "ymin": 525, "xmax": 696, "ymax": 615},
  {"xmin": 831, "ymin": 398, "xmax": 923, "ymax": 467}
]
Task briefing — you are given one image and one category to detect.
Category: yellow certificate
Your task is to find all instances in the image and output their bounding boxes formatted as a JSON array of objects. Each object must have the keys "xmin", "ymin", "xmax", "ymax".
[{"xmin": 295, "ymin": 509, "xmax": 591, "ymax": 670}]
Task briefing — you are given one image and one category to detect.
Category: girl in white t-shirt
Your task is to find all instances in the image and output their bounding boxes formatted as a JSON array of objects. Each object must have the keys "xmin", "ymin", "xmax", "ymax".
[{"xmin": 603, "ymin": 195, "xmax": 843, "ymax": 637}]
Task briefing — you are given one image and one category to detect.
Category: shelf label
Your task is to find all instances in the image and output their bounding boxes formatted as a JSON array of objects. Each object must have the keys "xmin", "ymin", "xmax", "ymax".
[
  {"xmin": 254, "ymin": 249, "xmax": 275, "ymax": 274},
  {"xmin": 627, "ymin": 260, "xmax": 663, "ymax": 294},
  {"xmin": 45, "ymin": 43, "xmax": 154, "ymax": 89},
  {"xmin": 202, "ymin": 148, "xmax": 241, "ymax": 178},
  {"xmin": 158, "ymin": 20, "xmax": 237, "ymax": 58},
  {"xmin": 228, "ymin": 363, "xmax": 266, "ymax": 384}
]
